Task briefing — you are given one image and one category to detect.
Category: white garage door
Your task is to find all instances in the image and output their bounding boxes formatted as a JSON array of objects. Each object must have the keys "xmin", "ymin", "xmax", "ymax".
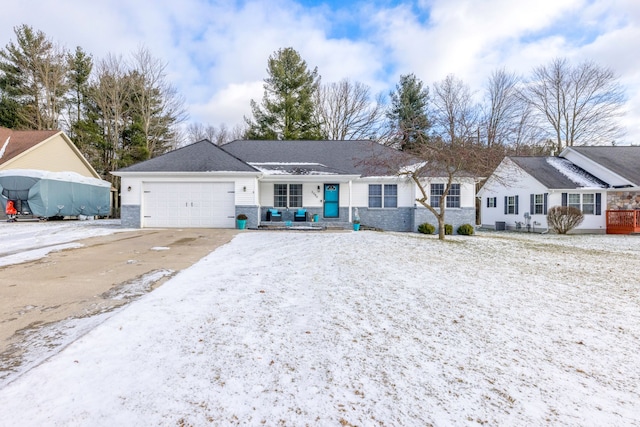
[{"xmin": 142, "ymin": 182, "xmax": 236, "ymax": 228}]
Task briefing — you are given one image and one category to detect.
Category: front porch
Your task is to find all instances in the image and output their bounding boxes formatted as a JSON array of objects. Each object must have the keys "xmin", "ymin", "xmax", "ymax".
[
  {"xmin": 258, "ymin": 220, "xmax": 353, "ymax": 231},
  {"xmin": 606, "ymin": 210, "xmax": 640, "ymax": 234}
]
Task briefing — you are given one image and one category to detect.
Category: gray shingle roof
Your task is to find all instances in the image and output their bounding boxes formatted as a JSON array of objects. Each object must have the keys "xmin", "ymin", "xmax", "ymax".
[
  {"xmin": 510, "ymin": 156, "xmax": 608, "ymax": 189},
  {"xmin": 115, "ymin": 140, "xmax": 258, "ymax": 173},
  {"xmin": 222, "ymin": 140, "xmax": 416, "ymax": 177},
  {"xmin": 569, "ymin": 146, "xmax": 640, "ymax": 186}
]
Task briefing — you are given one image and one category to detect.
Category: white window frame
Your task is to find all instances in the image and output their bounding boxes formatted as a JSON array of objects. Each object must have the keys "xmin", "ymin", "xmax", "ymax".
[
  {"xmin": 368, "ymin": 184, "xmax": 398, "ymax": 208},
  {"xmin": 431, "ymin": 183, "xmax": 460, "ymax": 208},
  {"xmin": 274, "ymin": 184, "xmax": 303, "ymax": 208},
  {"xmin": 506, "ymin": 196, "xmax": 517, "ymax": 214}
]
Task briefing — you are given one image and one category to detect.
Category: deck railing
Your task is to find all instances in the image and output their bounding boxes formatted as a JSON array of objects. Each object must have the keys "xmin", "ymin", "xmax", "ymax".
[{"xmin": 606, "ymin": 210, "xmax": 640, "ymax": 234}]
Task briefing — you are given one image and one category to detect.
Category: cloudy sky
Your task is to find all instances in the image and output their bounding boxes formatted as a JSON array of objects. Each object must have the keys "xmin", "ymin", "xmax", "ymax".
[{"xmin": 1, "ymin": 0, "xmax": 639, "ymax": 143}]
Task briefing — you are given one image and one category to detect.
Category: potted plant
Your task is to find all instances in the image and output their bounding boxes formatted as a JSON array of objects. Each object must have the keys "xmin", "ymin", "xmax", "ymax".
[
  {"xmin": 353, "ymin": 218, "xmax": 360, "ymax": 231},
  {"xmin": 236, "ymin": 214, "xmax": 248, "ymax": 230}
]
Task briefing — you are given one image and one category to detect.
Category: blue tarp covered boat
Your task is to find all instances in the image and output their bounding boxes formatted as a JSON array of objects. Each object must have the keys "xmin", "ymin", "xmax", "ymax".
[{"xmin": 0, "ymin": 169, "xmax": 111, "ymax": 218}]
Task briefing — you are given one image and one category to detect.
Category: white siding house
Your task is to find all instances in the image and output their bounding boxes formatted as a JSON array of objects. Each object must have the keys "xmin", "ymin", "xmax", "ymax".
[
  {"xmin": 478, "ymin": 146, "xmax": 640, "ymax": 234},
  {"xmin": 114, "ymin": 139, "xmax": 477, "ymax": 232}
]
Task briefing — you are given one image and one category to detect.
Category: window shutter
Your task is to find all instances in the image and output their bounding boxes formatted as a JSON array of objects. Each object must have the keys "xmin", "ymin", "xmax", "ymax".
[
  {"xmin": 504, "ymin": 196, "xmax": 508, "ymax": 214},
  {"xmin": 561, "ymin": 193, "xmax": 568, "ymax": 207},
  {"xmin": 530, "ymin": 194, "xmax": 534, "ymax": 215},
  {"xmin": 487, "ymin": 197, "xmax": 490, "ymax": 208},
  {"xmin": 595, "ymin": 193, "xmax": 602, "ymax": 215},
  {"xmin": 515, "ymin": 195, "xmax": 519, "ymax": 215},
  {"xmin": 544, "ymin": 193, "xmax": 548, "ymax": 215}
]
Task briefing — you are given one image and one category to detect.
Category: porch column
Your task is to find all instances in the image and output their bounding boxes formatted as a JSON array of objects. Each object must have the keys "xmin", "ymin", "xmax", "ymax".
[{"xmin": 348, "ymin": 180, "xmax": 353, "ymax": 222}]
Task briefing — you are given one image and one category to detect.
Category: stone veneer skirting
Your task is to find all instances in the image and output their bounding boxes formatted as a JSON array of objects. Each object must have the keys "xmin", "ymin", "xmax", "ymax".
[
  {"xmin": 608, "ymin": 191, "xmax": 640, "ymax": 210},
  {"xmin": 120, "ymin": 204, "xmax": 141, "ymax": 228}
]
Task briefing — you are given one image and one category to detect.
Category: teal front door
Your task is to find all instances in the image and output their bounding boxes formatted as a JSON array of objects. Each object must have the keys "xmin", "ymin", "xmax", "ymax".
[{"xmin": 323, "ymin": 184, "xmax": 339, "ymax": 218}]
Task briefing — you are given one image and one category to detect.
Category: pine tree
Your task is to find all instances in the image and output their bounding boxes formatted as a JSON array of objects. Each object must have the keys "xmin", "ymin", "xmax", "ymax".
[
  {"xmin": 387, "ymin": 73, "xmax": 430, "ymax": 151},
  {"xmin": 245, "ymin": 47, "xmax": 322, "ymax": 140},
  {"xmin": 0, "ymin": 25, "xmax": 69, "ymax": 130}
]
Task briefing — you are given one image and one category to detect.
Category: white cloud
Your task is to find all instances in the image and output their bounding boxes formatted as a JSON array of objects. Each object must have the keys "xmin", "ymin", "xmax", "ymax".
[{"xmin": 1, "ymin": 0, "xmax": 639, "ymax": 142}]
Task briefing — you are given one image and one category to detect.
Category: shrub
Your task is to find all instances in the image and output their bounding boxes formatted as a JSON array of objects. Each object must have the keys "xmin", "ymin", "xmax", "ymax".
[
  {"xmin": 457, "ymin": 223, "xmax": 475, "ymax": 235},
  {"xmin": 418, "ymin": 223, "xmax": 435, "ymax": 234},
  {"xmin": 547, "ymin": 206, "xmax": 584, "ymax": 234},
  {"xmin": 236, "ymin": 214, "xmax": 248, "ymax": 220},
  {"xmin": 444, "ymin": 224, "xmax": 453, "ymax": 235}
]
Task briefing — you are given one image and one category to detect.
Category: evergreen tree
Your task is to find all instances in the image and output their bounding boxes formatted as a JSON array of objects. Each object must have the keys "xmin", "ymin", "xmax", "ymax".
[
  {"xmin": 245, "ymin": 47, "xmax": 322, "ymax": 140},
  {"xmin": 387, "ymin": 73, "xmax": 430, "ymax": 151},
  {"xmin": 0, "ymin": 25, "xmax": 68, "ymax": 130},
  {"xmin": 66, "ymin": 46, "xmax": 93, "ymax": 142}
]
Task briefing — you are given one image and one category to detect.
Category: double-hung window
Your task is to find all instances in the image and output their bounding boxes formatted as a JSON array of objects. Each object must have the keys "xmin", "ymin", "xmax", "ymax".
[
  {"xmin": 567, "ymin": 194, "xmax": 581, "ymax": 211},
  {"xmin": 446, "ymin": 184, "xmax": 460, "ymax": 208},
  {"xmin": 274, "ymin": 184, "xmax": 303, "ymax": 208},
  {"xmin": 531, "ymin": 193, "xmax": 547, "ymax": 215},
  {"xmin": 431, "ymin": 183, "xmax": 460, "ymax": 208},
  {"xmin": 431, "ymin": 184, "xmax": 444, "ymax": 208},
  {"xmin": 487, "ymin": 197, "xmax": 497, "ymax": 208},
  {"xmin": 563, "ymin": 193, "xmax": 600, "ymax": 215},
  {"xmin": 505, "ymin": 195, "xmax": 519, "ymax": 214},
  {"xmin": 368, "ymin": 184, "xmax": 397, "ymax": 208},
  {"xmin": 582, "ymin": 194, "xmax": 595, "ymax": 215}
]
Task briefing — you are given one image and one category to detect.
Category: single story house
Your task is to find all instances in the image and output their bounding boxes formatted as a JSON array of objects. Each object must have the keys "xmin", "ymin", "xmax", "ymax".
[
  {"xmin": 112, "ymin": 139, "xmax": 477, "ymax": 232},
  {"xmin": 478, "ymin": 146, "xmax": 640, "ymax": 234}
]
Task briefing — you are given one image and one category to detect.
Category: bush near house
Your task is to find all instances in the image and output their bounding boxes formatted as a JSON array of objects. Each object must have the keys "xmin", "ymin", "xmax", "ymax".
[
  {"xmin": 418, "ymin": 223, "xmax": 435, "ymax": 234},
  {"xmin": 457, "ymin": 224, "xmax": 475, "ymax": 235},
  {"xmin": 547, "ymin": 206, "xmax": 584, "ymax": 234},
  {"xmin": 444, "ymin": 224, "xmax": 453, "ymax": 235}
]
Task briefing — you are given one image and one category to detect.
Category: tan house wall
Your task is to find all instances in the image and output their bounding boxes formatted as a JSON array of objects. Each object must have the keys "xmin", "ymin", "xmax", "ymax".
[{"xmin": 0, "ymin": 134, "xmax": 99, "ymax": 178}]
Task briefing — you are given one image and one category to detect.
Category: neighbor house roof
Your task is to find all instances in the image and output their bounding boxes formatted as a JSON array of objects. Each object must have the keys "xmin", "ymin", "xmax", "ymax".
[
  {"xmin": 510, "ymin": 156, "xmax": 608, "ymax": 189},
  {"xmin": 0, "ymin": 127, "xmax": 60, "ymax": 165},
  {"xmin": 566, "ymin": 146, "xmax": 640, "ymax": 186},
  {"xmin": 222, "ymin": 140, "xmax": 417, "ymax": 177},
  {"xmin": 114, "ymin": 139, "xmax": 259, "ymax": 173}
]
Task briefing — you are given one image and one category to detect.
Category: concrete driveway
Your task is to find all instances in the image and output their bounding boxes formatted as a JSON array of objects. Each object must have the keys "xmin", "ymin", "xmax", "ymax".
[{"xmin": 0, "ymin": 228, "xmax": 238, "ymax": 370}]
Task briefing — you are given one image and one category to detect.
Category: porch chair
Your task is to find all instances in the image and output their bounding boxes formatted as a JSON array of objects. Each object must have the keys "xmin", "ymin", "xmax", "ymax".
[
  {"xmin": 266, "ymin": 208, "xmax": 282, "ymax": 221},
  {"xmin": 294, "ymin": 209, "xmax": 307, "ymax": 222}
]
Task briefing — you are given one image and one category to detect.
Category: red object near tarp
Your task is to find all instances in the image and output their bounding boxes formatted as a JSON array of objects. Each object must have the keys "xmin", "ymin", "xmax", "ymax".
[{"xmin": 5, "ymin": 200, "xmax": 16, "ymax": 215}]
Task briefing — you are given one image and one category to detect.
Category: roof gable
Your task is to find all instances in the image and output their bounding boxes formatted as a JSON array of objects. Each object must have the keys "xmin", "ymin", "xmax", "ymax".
[
  {"xmin": 0, "ymin": 127, "xmax": 60, "ymax": 165},
  {"xmin": 114, "ymin": 139, "xmax": 258, "ymax": 173},
  {"xmin": 563, "ymin": 146, "xmax": 640, "ymax": 186},
  {"xmin": 509, "ymin": 156, "xmax": 607, "ymax": 189}
]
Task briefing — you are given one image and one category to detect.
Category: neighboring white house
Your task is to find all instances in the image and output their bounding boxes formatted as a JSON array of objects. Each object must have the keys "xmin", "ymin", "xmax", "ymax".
[
  {"xmin": 112, "ymin": 139, "xmax": 477, "ymax": 232},
  {"xmin": 478, "ymin": 146, "xmax": 640, "ymax": 234}
]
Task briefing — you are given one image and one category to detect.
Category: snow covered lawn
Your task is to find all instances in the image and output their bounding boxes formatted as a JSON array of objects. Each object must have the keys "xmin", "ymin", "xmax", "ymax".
[{"xmin": 1, "ymin": 229, "xmax": 639, "ymax": 426}]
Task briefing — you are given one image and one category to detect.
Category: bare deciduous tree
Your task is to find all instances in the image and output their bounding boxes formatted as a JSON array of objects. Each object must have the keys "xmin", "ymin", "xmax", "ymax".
[
  {"xmin": 482, "ymin": 68, "xmax": 524, "ymax": 147},
  {"xmin": 315, "ymin": 78, "xmax": 385, "ymax": 140},
  {"xmin": 89, "ymin": 53, "xmax": 131, "ymax": 181},
  {"xmin": 523, "ymin": 58, "xmax": 625, "ymax": 153},
  {"xmin": 402, "ymin": 75, "xmax": 482, "ymax": 240},
  {"xmin": 187, "ymin": 122, "xmax": 247, "ymax": 145},
  {"xmin": 129, "ymin": 47, "xmax": 187, "ymax": 156}
]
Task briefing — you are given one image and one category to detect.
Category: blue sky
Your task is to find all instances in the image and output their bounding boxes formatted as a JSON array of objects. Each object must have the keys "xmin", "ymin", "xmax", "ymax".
[{"xmin": 1, "ymin": 0, "xmax": 639, "ymax": 143}]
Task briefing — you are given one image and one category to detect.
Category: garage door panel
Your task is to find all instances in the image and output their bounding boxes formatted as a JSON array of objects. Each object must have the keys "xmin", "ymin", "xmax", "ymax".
[{"xmin": 142, "ymin": 182, "xmax": 235, "ymax": 228}]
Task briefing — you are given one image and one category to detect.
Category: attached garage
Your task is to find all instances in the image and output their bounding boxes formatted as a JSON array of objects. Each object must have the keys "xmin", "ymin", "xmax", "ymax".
[
  {"xmin": 112, "ymin": 140, "xmax": 260, "ymax": 229},
  {"xmin": 142, "ymin": 182, "xmax": 235, "ymax": 228}
]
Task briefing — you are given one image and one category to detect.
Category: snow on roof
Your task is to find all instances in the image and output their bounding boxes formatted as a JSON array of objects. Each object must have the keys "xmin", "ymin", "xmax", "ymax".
[
  {"xmin": 0, "ymin": 169, "xmax": 111, "ymax": 187},
  {"xmin": 546, "ymin": 157, "xmax": 605, "ymax": 188},
  {"xmin": 0, "ymin": 136, "xmax": 9, "ymax": 159},
  {"xmin": 249, "ymin": 162, "xmax": 345, "ymax": 175}
]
